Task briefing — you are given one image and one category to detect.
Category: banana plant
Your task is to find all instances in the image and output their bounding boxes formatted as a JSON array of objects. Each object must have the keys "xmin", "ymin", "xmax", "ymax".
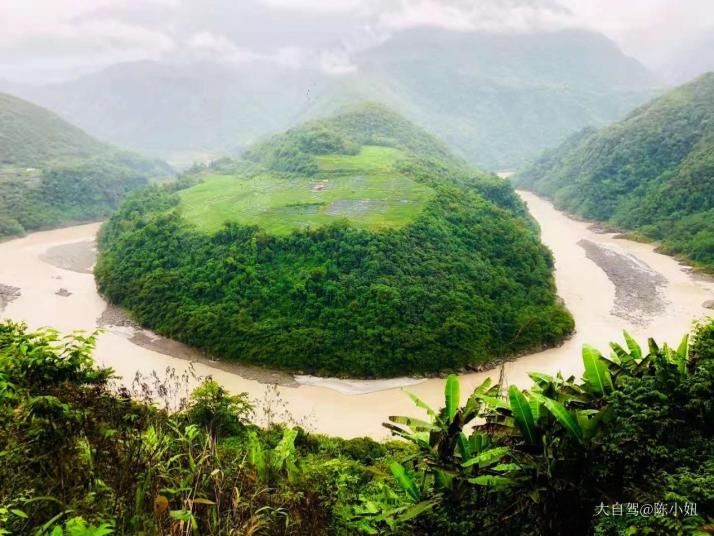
[
  {"xmin": 246, "ymin": 428, "xmax": 300, "ymax": 484},
  {"xmin": 385, "ymin": 375, "xmax": 519, "ymax": 503}
]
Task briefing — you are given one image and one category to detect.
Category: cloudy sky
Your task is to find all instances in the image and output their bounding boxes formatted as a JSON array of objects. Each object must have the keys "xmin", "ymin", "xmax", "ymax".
[{"xmin": 1, "ymin": 0, "xmax": 713, "ymax": 83}]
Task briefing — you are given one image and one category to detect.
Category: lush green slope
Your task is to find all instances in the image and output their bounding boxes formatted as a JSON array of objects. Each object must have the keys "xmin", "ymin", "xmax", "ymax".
[
  {"xmin": 0, "ymin": 92, "xmax": 106, "ymax": 167},
  {"xmin": 1, "ymin": 319, "xmax": 712, "ymax": 534},
  {"xmin": 515, "ymin": 73, "xmax": 714, "ymax": 270},
  {"xmin": 179, "ymin": 146, "xmax": 435, "ymax": 235},
  {"xmin": 96, "ymin": 106, "xmax": 573, "ymax": 377},
  {"xmin": 9, "ymin": 29, "xmax": 659, "ymax": 169},
  {"xmin": 0, "ymin": 92, "xmax": 172, "ymax": 238}
]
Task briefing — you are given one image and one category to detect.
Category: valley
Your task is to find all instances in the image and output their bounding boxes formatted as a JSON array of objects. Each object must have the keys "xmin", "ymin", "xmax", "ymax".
[{"xmin": 1, "ymin": 191, "xmax": 711, "ymax": 439}]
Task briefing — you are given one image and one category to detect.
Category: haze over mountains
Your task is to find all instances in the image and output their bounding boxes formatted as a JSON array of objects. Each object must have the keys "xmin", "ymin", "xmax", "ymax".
[{"xmin": 4, "ymin": 28, "xmax": 660, "ymax": 170}]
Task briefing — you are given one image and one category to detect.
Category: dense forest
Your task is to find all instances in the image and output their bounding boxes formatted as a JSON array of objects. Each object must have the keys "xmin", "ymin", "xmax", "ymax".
[
  {"xmin": 0, "ymin": 318, "xmax": 711, "ymax": 534},
  {"xmin": 95, "ymin": 105, "xmax": 573, "ymax": 377},
  {"xmin": 515, "ymin": 73, "xmax": 714, "ymax": 271},
  {"xmin": 0, "ymin": 92, "xmax": 171, "ymax": 239}
]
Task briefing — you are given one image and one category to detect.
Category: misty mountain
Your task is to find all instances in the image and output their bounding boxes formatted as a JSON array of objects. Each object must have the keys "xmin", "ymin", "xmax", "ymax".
[
  {"xmin": 8, "ymin": 29, "xmax": 661, "ymax": 170},
  {"xmin": 515, "ymin": 73, "xmax": 714, "ymax": 270},
  {"xmin": 0, "ymin": 91, "xmax": 170, "ymax": 237},
  {"xmin": 343, "ymin": 28, "xmax": 661, "ymax": 169}
]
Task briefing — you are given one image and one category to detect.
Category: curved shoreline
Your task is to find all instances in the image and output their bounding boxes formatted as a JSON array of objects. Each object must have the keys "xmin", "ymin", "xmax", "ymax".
[{"xmin": 1, "ymin": 193, "xmax": 712, "ymax": 438}]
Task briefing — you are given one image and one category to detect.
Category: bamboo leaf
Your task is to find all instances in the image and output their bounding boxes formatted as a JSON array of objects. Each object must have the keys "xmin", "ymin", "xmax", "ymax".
[{"xmin": 508, "ymin": 386, "xmax": 537, "ymax": 445}]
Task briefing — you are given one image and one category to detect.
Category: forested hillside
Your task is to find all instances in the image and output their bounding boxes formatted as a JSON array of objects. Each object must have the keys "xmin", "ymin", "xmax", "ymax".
[
  {"xmin": 95, "ymin": 104, "xmax": 573, "ymax": 377},
  {"xmin": 515, "ymin": 73, "xmax": 714, "ymax": 270},
  {"xmin": 0, "ymin": 92, "xmax": 171, "ymax": 238},
  {"xmin": 7, "ymin": 29, "xmax": 659, "ymax": 169}
]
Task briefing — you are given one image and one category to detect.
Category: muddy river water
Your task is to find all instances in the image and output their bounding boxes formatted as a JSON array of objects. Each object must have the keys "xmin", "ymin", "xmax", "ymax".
[{"xmin": 1, "ymin": 191, "xmax": 712, "ymax": 438}]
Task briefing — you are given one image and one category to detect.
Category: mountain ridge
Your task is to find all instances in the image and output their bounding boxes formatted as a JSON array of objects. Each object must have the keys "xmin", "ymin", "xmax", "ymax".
[{"xmin": 515, "ymin": 72, "xmax": 714, "ymax": 270}]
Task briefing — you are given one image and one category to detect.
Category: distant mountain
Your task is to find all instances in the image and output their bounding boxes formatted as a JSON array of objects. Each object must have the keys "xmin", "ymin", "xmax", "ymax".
[
  {"xmin": 14, "ymin": 61, "xmax": 321, "ymax": 164},
  {"xmin": 10, "ymin": 29, "xmax": 660, "ymax": 170},
  {"xmin": 343, "ymin": 28, "xmax": 660, "ymax": 169},
  {"xmin": 515, "ymin": 73, "xmax": 714, "ymax": 270},
  {"xmin": 0, "ymin": 92, "xmax": 171, "ymax": 238}
]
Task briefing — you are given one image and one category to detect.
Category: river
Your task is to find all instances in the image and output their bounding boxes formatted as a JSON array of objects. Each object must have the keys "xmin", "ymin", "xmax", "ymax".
[{"xmin": 1, "ymin": 191, "xmax": 712, "ymax": 438}]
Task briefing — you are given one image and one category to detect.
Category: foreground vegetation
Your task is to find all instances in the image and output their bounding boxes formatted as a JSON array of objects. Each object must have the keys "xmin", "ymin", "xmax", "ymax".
[
  {"xmin": 515, "ymin": 73, "xmax": 714, "ymax": 271},
  {"xmin": 96, "ymin": 104, "xmax": 573, "ymax": 377},
  {"xmin": 0, "ymin": 92, "xmax": 170, "ymax": 239},
  {"xmin": 1, "ymin": 318, "xmax": 712, "ymax": 535}
]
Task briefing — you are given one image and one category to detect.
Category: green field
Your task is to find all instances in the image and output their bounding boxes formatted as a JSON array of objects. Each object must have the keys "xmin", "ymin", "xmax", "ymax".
[{"xmin": 178, "ymin": 146, "xmax": 435, "ymax": 234}]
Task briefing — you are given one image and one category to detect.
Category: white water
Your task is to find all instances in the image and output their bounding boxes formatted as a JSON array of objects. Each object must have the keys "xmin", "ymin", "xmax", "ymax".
[{"xmin": 1, "ymin": 192, "xmax": 712, "ymax": 438}]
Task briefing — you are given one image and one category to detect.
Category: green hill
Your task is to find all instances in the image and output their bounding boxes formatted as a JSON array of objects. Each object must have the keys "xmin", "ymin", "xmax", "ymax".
[
  {"xmin": 95, "ymin": 105, "xmax": 573, "ymax": 377},
  {"xmin": 0, "ymin": 92, "xmax": 106, "ymax": 167},
  {"xmin": 515, "ymin": 73, "xmax": 714, "ymax": 270},
  {"xmin": 0, "ymin": 92, "xmax": 171, "ymax": 238}
]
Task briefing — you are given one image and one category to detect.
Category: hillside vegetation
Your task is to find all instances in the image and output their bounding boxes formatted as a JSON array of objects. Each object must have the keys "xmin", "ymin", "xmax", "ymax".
[
  {"xmin": 1, "ymin": 319, "xmax": 711, "ymax": 534},
  {"xmin": 95, "ymin": 104, "xmax": 573, "ymax": 377},
  {"xmin": 0, "ymin": 92, "xmax": 171, "ymax": 238},
  {"xmin": 0, "ymin": 92, "xmax": 105, "ymax": 167},
  {"xmin": 515, "ymin": 73, "xmax": 714, "ymax": 270},
  {"xmin": 8, "ymin": 29, "xmax": 659, "ymax": 169}
]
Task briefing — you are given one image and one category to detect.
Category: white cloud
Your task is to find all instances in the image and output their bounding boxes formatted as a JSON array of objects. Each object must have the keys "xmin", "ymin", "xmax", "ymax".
[
  {"xmin": 187, "ymin": 31, "xmax": 262, "ymax": 63},
  {"xmin": 319, "ymin": 49, "xmax": 357, "ymax": 75},
  {"xmin": 257, "ymin": 0, "xmax": 367, "ymax": 13},
  {"xmin": 1, "ymin": 0, "xmax": 713, "ymax": 82},
  {"xmin": 375, "ymin": 0, "xmax": 575, "ymax": 33},
  {"xmin": 187, "ymin": 32, "xmax": 306, "ymax": 68}
]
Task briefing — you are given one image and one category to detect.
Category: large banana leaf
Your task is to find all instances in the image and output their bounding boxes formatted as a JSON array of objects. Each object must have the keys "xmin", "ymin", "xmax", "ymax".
[
  {"xmin": 390, "ymin": 462, "xmax": 420, "ymax": 502},
  {"xmin": 623, "ymin": 330, "xmax": 642, "ymax": 359},
  {"xmin": 396, "ymin": 500, "xmax": 438, "ymax": 522},
  {"xmin": 582, "ymin": 345, "xmax": 613, "ymax": 395},
  {"xmin": 457, "ymin": 432, "xmax": 471, "ymax": 459},
  {"xmin": 405, "ymin": 391, "xmax": 439, "ymax": 421},
  {"xmin": 676, "ymin": 334, "xmax": 689, "ymax": 359},
  {"xmin": 462, "ymin": 446, "xmax": 510, "ymax": 468},
  {"xmin": 472, "ymin": 393, "xmax": 510, "ymax": 410},
  {"xmin": 388, "ymin": 415, "xmax": 440, "ymax": 432},
  {"xmin": 468, "ymin": 475, "xmax": 516, "ymax": 488},
  {"xmin": 444, "ymin": 374, "xmax": 460, "ymax": 424},
  {"xmin": 532, "ymin": 393, "xmax": 583, "ymax": 443},
  {"xmin": 508, "ymin": 386, "xmax": 538, "ymax": 445}
]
